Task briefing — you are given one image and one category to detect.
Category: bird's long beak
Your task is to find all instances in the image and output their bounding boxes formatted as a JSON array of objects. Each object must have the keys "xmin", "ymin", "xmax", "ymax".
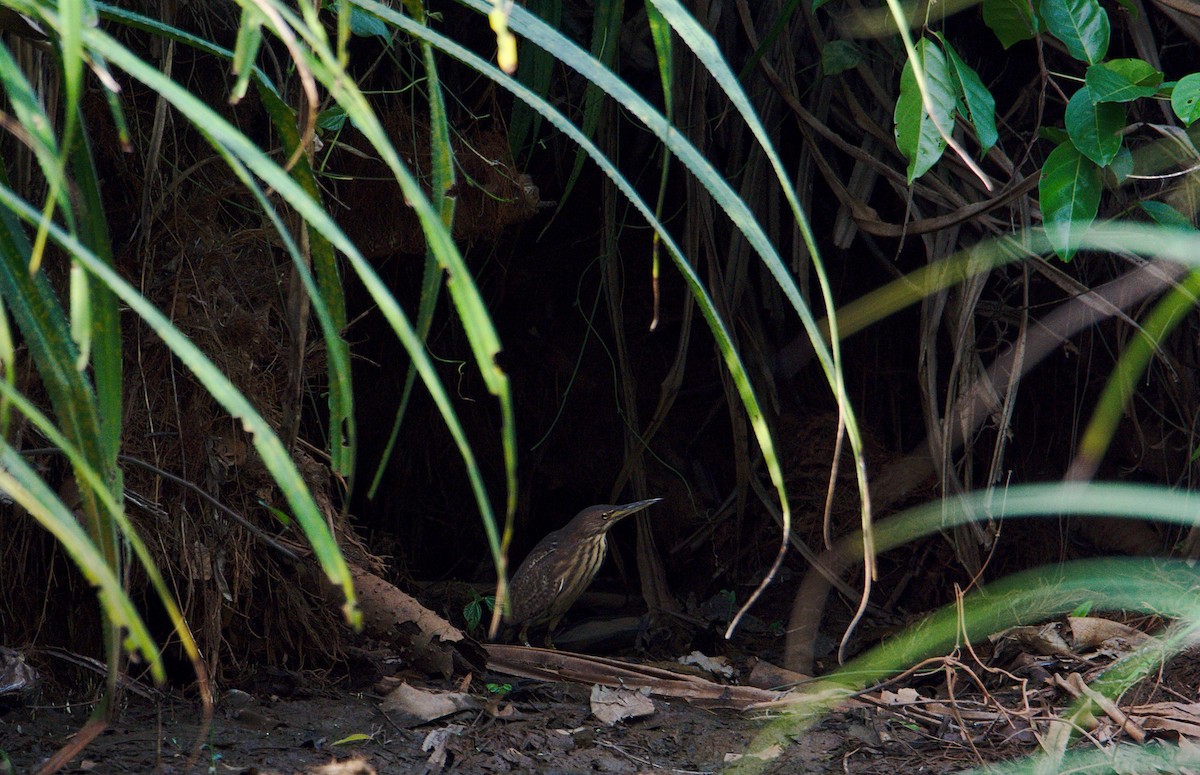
[{"xmin": 609, "ymin": 497, "xmax": 662, "ymax": 519}]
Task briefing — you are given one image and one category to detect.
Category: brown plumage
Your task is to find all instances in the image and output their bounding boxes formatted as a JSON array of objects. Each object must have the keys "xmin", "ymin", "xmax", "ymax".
[{"xmin": 506, "ymin": 498, "xmax": 661, "ymax": 645}]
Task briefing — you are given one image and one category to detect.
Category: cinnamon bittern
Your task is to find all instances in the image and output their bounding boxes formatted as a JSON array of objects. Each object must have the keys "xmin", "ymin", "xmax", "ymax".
[{"xmin": 506, "ymin": 498, "xmax": 661, "ymax": 645}]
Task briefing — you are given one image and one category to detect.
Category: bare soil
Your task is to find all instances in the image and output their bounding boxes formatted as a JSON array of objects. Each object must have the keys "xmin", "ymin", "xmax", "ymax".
[{"xmin": 1, "ymin": 682, "xmax": 986, "ymax": 774}]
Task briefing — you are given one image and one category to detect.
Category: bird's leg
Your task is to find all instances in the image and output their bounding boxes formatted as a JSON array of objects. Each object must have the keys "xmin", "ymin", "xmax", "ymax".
[{"xmin": 543, "ymin": 616, "xmax": 562, "ymax": 649}]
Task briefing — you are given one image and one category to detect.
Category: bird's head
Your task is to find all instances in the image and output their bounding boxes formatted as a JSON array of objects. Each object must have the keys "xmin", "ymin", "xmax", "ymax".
[{"xmin": 567, "ymin": 497, "xmax": 662, "ymax": 538}]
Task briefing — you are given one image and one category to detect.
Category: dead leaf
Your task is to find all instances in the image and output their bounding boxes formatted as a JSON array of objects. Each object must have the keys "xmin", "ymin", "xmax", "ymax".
[
  {"xmin": 421, "ymin": 724, "xmax": 464, "ymax": 772},
  {"xmin": 991, "ymin": 622, "xmax": 1072, "ymax": 656},
  {"xmin": 381, "ymin": 683, "xmax": 481, "ymax": 726},
  {"xmin": 1068, "ymin": 616, "xmax": 1151, "ymax": 657},
  {"xmin": 590, "ymin": 685, "xmax": 655, "ymax": 725},
  {"xmin": 309, "ymin": 758, "xmax": 378, "ymax": 775},
  {"xmin": 677, "ymin": 651, "xmax": 735, "ymax": 679},
  {"xmin": 746, "ymin": 658, "xmax": 809, "ymax": 690},
  {"xmin": 1131, "ymin": 701, "xmax": 1200, "ymax": 739},
  {"xmin": 724, "ymin": 744, "xmax": 783, "ymax": 763},
  {"xmin": 881, "ymin": 687, "xmax": 923, "ymax": 705}
]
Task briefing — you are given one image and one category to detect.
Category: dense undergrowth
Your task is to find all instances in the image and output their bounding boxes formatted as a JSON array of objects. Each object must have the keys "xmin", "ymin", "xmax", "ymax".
[{"xmin": 2, "ymin": 0, "xmax": 1200, "ymax": 770}]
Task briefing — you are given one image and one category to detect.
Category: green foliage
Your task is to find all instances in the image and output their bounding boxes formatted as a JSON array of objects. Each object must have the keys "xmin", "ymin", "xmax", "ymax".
[
  {"xmin": 463, "ymin": 591, "xmax": 496, "ymax": 636},
  {"xmin": 1039, "ymin": 0, "xmax": 1110, "ymax": 64},
  {"xmin": 821, "ymin": 40, "xmax": 862, "ymax": 76},
  {"xmin": 1064, "ymin": 87, "xmax": 1124, "ymax": 167},
  {"xmin": 1038, "ymin": 142, "xmax": 1102, "ymax": 261},
  {"xmin": 1085, "ymin": 59, "xmax": 1163, "ymax": 103},
  {"xmin": 894, "ymin": 39, "xmax": 957, "ymax": 182},
  {"xmin": 1171, "ymin": 73, "xmax": 1200, "ymax": 125},
  {"xmin": 905, "ymin": 0, "xmax": 1200, "ymax": 259},
  {"xmin": 982, "ymin": 0, "xmax": 1039, "ymax": 48},
  {"xmin": 894, "ymin": 36, "xmax": 996, "ymax": 181},
  {"xmin": 937, "ymin": 34, "xmax": 998, "ymax": 155}
]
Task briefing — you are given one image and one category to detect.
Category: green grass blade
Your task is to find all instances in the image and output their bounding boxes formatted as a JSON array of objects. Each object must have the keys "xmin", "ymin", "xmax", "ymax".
[
  {"xmin": 0, "ymin": 179, "xmax": 362, "ymax": 625},
  {"xmin": 256, "ymin": 83, "xmax": 355, "ymax": 480},
  {"xmin": 68, "ymin": 120, "xmax": 123, "ymax": 469},
  {"xmin": 362, "ymin": 0, "xmax": 823, "ymax": 583},
  {"xmin": 0, "ymin": 380, "xmax": 210, "ymax": 684},
  {"xmin": 237, "ymin": 0, "xmax": 515, "ymax": 588},
  {"xmin": 0, "ymin": 443, "xmax": 161, "ymax": 678},
  {"xmin": 1075, "ymin": 270, "xmax": 1200, "ymax": 475}
]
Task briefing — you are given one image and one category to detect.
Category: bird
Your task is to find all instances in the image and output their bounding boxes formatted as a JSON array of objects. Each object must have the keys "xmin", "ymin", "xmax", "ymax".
[{"xmin": 505, "ymin": 498, "xmax": 662, "ymax": 645}]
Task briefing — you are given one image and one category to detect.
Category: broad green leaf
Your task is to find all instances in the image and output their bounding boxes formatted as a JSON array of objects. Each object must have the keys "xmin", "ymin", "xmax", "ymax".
[
  {"xmin": 1039, "ymin": 141, "xmax": 1102, "ymax": 261},
  {"xmin": 1171, "ymin": 73, "xmax": 1200, "ymax": 126},
  {"xmin": 937, "ymin": 34, "xmax": 998, "ymax": 154},
  {"xmin": 1040, "ymin": 0, "xmax": 1109, "ymax": 64},
  {"xmin": 1065, "ymin": 87, "xmax": 1123, "ymax": 167},
  {"xmin": 1085, "ymin": 59, "xmax": 1162, "ymax": 102},
  {"xmin": 894, "ymin": 39, "xmax": 958, "ymax": 182},
  {"xmin": 982, "ymin": 0, "xmax": 1039, "ymax": 48},
  {"xmin": 1038, "ymin": 126, "xmax": 1070, "ymax": 144},
  {"xmin": 1108, "ymin": 145, "xmax": 1133, "ymax": 183},
  {"xmin": 1139, "ymin": 201, "xmax": 1194, "ymax": 230},
  {"xmin": 821, "ymin": 40, "xmax": 861, "ymax": 76},
  {"xmin": 317, "ymin": 105, "xmax": 347, "ymax": 132}
]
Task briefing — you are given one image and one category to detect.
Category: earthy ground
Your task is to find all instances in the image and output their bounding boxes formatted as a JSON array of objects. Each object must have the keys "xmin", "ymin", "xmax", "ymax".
[
  {"xmin": 1, "ymin": 680, "xmax": 988, "ymax": 774},
  {"xmin": 9, "ymin": 617, "xmax": 1200, "ymax": 774}
]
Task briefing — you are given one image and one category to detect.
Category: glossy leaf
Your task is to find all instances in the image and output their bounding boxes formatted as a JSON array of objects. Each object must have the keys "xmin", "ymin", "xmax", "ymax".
[
  {"xmin": 1086, "ymin": 59, "xmax": 1162, "ymax": 102},
  {"xmin": 982, "ymin": 0, "xmax": 1039, "ymax": 48},
  {"xmin": 937, "ymin": 34, "xmax": 998, "ymax": 154},
  {"xmin": 894, "ymin": 39, "xmax": 958, "ymax": 182},
  {"xmin": 1171, "ymin": 73, "xmax": 1200, "ymax": 126},
  {"xmin": 1065, "ymin": 87, "xmax": 1124, "ymax": 167},
  {"xmin": 1040, "ymin": 0, "xmax": 1109, "ymax": 64},
  {"xmin": 1108, "ymin": 145, "xmax": 1133, "ymax": 183},
  {"xmin": 821, "ymin": 40, "xmax": 861, "ymax": 76},
  {"xmin": 1140, "ymin": 201, "xmax": 1195, "ymax": 230},
  {"xmin": 1040, "ymin": 141, "xmax": 1102, "ymax": 261}
]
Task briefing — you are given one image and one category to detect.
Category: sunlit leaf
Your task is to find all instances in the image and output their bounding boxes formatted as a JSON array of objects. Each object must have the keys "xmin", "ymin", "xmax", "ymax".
[
  {"xmin": 1064, "ymin": 86, "xmax": 1124, "ymax": 167},
  {"xmin": 1039, "ymin": 0, "xmax": 1110, "ymax": 64},
  {"xmin": 982, "ymin": 0, "xmax": 1039, "ymax": 48},
  {"xmin": 894, "ymin": 38, "xmax": 957, "ymax": 182},
  {"xmin": 1039, "ymin": 141, "xmax": 1102, "ymax": 261},
  {"xmin": 1086, "ymin": 58, "xmax": 1162, "ymax": 102},
  {"xmin": 937, "ymin": 34, "xmax": 998, "ymax": 154},
  {"xmin": 1171, "ymin": 73, "xmax": 1200, "ymax": 126},
  {"xmin": 345, "ymin": 2, "xmax": 389, "ymax": 38}
]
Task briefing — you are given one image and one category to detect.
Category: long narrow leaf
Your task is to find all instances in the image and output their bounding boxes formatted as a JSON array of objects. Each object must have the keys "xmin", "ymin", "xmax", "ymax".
[
  {"xmin": 70, "ymin": 13, "xmax": 497, "ymax": 612},
  {"xmin": 0, "ymin": 445, "xmax": 161, "ymax": 677},
  {"xmin": 0, "ymin": 179, "xmax": 362, "ymax": 624},
  {"xmin": 356, "ymin": 0, "xmax": 829, "ymax": 578}
]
